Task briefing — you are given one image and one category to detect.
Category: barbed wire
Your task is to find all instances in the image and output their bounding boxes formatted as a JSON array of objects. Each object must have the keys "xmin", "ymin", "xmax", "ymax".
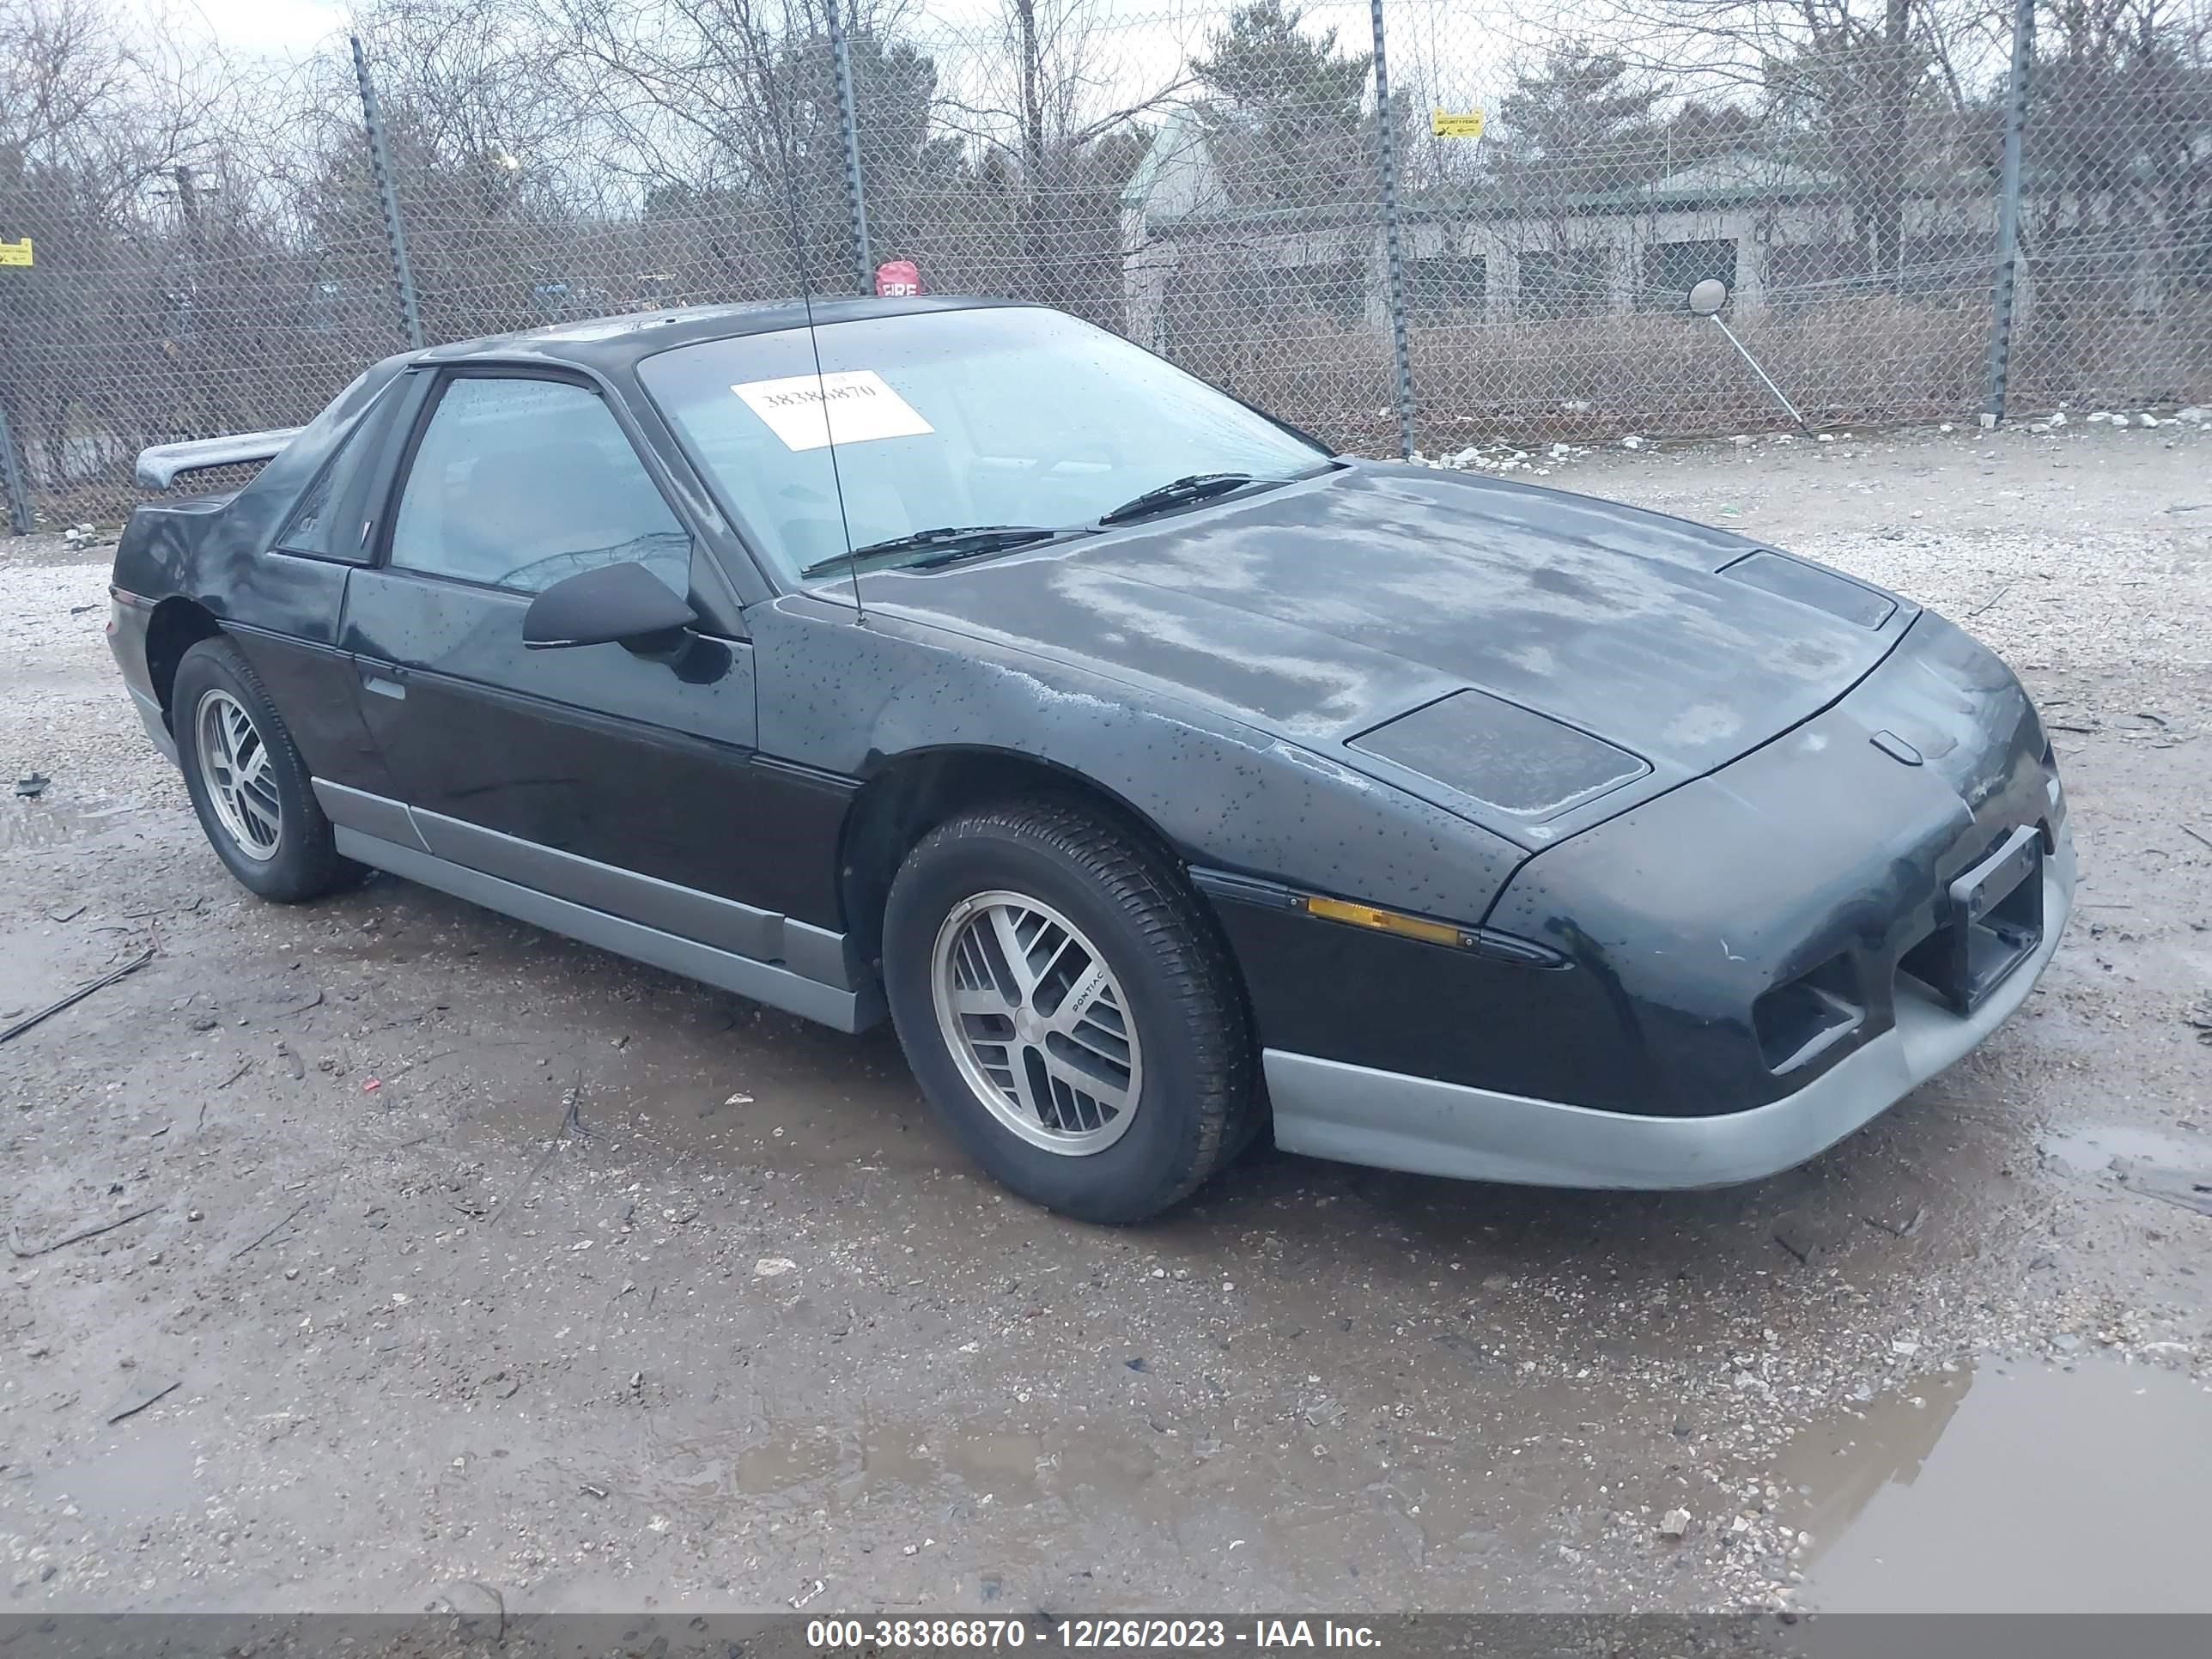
[{"xmin": 1, "ymin": 0, "xmax": 2206, "ymax": 527}]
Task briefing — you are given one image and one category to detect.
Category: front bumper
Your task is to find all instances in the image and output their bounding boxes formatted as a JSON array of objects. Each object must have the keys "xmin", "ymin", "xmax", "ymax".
[{"xmin": 1266, "ymin": 832, "xmax": 2074, "ymax": 1188}]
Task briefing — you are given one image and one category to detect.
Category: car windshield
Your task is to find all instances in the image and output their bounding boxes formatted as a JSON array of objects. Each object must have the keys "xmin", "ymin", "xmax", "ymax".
[{"xmin": 636, "ymin": 307, "xmax": 1330, "ymax": 586}]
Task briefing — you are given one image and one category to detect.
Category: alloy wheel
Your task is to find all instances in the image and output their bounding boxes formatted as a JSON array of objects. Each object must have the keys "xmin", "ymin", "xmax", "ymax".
[
  {"xmin": 194, "ymin": 688, "xmax": 282, "ymax": 861},
  {"xmin": 929, "ymin": 890, "xmax": 1144, "ymax": 1155}
]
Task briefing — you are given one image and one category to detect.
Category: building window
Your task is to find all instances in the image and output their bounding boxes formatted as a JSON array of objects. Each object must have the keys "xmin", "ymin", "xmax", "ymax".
[
  {"xmin": 1518, "ymin": 249, "xmax": 1607, "ymax": 320},
  {"xmin": 1641, "ymin": 239, "xmax": 1738, "ymax": 310},
  {"xmin": 1407, "ymin": 254, "xmax": 1487, "ymax": 323},
  {"xmin": 1301, "ymin": 259, "xmax": 1368, "ymax": 326}
]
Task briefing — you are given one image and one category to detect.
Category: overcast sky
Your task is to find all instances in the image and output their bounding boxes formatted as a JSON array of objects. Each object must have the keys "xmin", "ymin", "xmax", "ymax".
[{"xmin": 160, "ymin": 0, "xmax": 350, "ymax": 58}]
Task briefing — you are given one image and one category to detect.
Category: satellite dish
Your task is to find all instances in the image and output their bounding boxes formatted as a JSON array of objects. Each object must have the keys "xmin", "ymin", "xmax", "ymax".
[{"xmin": 1686, "ymin": 278, "xmax": 1730, "ymax": 317}]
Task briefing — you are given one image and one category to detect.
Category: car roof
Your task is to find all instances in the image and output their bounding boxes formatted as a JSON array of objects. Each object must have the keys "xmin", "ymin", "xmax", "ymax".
[{"xmin": 413, "ymin": 294, "xmax": 1022, "ymax": 374}]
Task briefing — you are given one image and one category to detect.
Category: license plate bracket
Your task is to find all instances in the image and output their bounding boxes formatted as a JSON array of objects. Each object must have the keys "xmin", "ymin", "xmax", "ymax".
[{"xmin": 1909, "ymin": 824, "xmax": 2044, "ymax": 1016}]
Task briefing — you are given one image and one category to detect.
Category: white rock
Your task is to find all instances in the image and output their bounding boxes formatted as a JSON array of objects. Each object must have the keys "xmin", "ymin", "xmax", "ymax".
[
  {"xmin": 2137, "ymin": 413, "xmax": 2158, "ymax": 428},
  {"xmin": 1621, "ymin": 434, "xmax": 1644, "ymax": 450},
  {"xmin": 753, "ymin": 1256, "xmax": 797, "ymax": 1278},
  {"xmin": 1659, "ymin": 1509, "xmax": 1692, "ymax": 1539}
]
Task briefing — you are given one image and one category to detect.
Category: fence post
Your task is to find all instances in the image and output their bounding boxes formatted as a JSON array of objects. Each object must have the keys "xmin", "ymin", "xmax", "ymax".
[
  {"xmin": 0, "ymin": 398, "xmax": 33, "ymax": 535},
  {"xmin": 351, "ymin": 34, "xmax": 425, "ymax": 351},
  {"xmin": 827, "ymin": 1, "xmax": 873, "ymax": 294},
  {"xmin": 1984, "ymin": 0, "xmax": 2034, "ymax": 425},
  {"xmin": 1366, "ymin": 0, "xmax": 1418, "ymax": 460}
]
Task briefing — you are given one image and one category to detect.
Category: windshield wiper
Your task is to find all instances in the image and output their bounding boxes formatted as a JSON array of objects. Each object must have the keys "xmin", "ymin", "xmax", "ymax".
[
  {"xmin": 799, "ymin": 526, "xmax": 1057, "ymax": 579},
  {"xmin": 1098, "ymin": 472, "xmax": 1279, "ymax": 526}
]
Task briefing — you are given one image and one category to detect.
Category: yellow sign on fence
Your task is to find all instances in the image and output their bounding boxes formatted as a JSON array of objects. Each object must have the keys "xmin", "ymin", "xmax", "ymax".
[
  {"xmin": 0, "ymin": 239, "xmax": 32, "ymax": 267},
  {"xmin": 1430, "ymin": 108, "xmax": 1485, "ymax": 139}
]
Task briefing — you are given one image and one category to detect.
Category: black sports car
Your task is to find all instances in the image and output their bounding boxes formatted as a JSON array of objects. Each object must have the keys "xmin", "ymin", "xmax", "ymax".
[{"xmin": 109, "ymin": 297, "xmax": 2073, "ymax": 1222}]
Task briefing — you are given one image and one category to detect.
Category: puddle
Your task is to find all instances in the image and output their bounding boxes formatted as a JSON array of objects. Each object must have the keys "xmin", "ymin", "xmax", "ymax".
[
  {"xmin": 1778, "ymin": 1358, "xmax": 2212, "ymax": 1611},
  {"xmin": 29, "ymin": 1431, "xmax": 200, "ymax": 1526},
  {"xmin": 640, "ymin": 1415, "xmax": 1158, "ymax": 1532},
  {"xmin": 2037, "ymin": 1121, "xmax": 2206, "ymax": 1176},
  {"xmin": 2037, "ymin": 1122, "xmax": 2212, "ymax": 1215},
  {"xmin": 0, "ymin": 797, "xmax": 136, "ymax": 852}
]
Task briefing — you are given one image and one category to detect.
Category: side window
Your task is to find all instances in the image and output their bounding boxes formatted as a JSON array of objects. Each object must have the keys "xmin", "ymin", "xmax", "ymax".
[
  {"xmin": 388, "ymin": 376, "xmax": 690, "ymax": 594},
  {"xmin": 274, "ymin": 416, "xmax": 373, "ymax": 561}
]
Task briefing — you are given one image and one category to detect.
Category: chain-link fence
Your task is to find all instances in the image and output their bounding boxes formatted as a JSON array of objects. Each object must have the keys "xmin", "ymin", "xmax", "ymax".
[{"xmin": 3, "ymin": 0, "xmax": 2207, "ymax": 529}]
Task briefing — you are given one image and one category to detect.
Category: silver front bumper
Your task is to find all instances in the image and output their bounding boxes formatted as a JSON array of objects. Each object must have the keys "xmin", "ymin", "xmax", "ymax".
[{"xmin": 1265, "ymin": 833, "xmax": 2075, "ymax": 1190}]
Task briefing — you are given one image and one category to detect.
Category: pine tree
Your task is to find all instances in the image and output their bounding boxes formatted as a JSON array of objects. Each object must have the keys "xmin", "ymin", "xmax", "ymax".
[{"xmin": 1192, "ymin": 0, "xmax": 1374, "ymax": 210}]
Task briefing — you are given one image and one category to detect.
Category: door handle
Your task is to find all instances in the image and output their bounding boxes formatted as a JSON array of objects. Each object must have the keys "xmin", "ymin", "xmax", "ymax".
[{"xmin": 359, "ymin": 665, "xmax": 406, "ymax": 701}]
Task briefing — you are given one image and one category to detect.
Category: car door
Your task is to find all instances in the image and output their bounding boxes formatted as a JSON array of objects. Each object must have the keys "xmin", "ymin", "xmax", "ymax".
[
  {"xmin": 211, "ymin": 369, "xmax": 422, "ymax": 804},
  {"xmin": 335, "ymin": 368, "xmax": 827, "ymax": 971}
]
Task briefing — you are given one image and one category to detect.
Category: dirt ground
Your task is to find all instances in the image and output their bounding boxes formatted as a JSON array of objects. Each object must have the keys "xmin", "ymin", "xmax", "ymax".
[{"xmin": 3, "ymin": 418, "xmax": 2209, "ymax": 1619}]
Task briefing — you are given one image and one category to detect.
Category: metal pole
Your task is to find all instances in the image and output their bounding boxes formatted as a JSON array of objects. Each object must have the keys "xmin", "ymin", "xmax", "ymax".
[
  {"xmin": 1984, "ymin": 0, "xmax": 2033, "ymax": 425},
  {"xmin": 0, "ymin": 398, "xmax": 33, "ymax": 535},
  {"xmin": 1366, "ymin": 0, "xmax": 1418, "ymax": 460},
  {"xmin": 351, "ymin": 34, "xmax": 425, "ymax": 350},
  {"xmin": 827, "ymin": 1, "xmax": 873, "ymax": 294},
  {"xmin": 1709, "ymin": 315, "xmax": 1808, "ymax": 428}
]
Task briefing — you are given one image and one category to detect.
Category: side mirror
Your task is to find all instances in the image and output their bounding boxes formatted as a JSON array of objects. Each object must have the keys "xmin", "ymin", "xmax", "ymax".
[
  {"xmin": 522, "ymin": 561, "xmax": 697, "ymax": 651},
  {"xmin": 1686, "ymin": 278, "xmax": 1730, "ymax": 317}
]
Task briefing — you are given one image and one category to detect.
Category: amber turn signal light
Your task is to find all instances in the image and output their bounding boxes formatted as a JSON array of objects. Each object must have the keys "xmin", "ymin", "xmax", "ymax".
[{"xmin": 1299, "ymin": 894, "xmax": 1465, "ymax": 948}]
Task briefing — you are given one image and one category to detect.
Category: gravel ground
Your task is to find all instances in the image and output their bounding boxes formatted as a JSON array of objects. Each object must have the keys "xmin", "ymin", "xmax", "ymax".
[{"xmin": 1, "ymin": 417, "xmax": 2209, "ymax": 1619}]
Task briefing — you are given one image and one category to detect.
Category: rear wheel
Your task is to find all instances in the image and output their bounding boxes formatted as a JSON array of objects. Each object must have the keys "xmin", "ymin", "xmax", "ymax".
[
  {"xmin": 173, "ymin": 636, "xmax": 354, "ymax": 902},
  {"xmin": 882, "ymin": 799, "xmax": 1257, "ymax": 1223}
]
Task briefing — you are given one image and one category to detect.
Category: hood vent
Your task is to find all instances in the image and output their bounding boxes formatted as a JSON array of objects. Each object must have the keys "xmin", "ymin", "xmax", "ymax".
[
  {"xmin": 1720, "ymin": 550, "xmax": 1897, "ymax": 629},
  {"xmin": 1348, "ymin": 690, "xmax": 1650, "ymax": 820}
]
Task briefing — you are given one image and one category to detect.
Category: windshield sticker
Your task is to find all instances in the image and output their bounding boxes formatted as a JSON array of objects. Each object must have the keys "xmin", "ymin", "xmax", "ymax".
[{"xmin": 732, "ymin": 370, "xmax": 934, "ymax": 452}]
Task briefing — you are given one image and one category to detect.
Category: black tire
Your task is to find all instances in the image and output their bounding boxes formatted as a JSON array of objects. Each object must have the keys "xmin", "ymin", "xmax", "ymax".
[
  {"xmin": 881, "ymin": 799, "xmax": 1258, "ymax": 1223},
  {"xmin": 172, "ymin": 635, "xmax": 356, "ymax": 903}
]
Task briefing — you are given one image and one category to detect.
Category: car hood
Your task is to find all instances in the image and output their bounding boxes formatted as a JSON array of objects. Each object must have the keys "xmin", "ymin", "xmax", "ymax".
[{"xmin": 859, "ymin": 461, "xmax": 1917, "ymax": 843}]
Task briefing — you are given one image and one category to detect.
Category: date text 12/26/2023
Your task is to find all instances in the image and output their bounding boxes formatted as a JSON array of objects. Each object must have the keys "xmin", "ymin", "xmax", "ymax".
[{"xmin": 807, "ymin": 1620, "xmax": 1383, "ymax": 1651}]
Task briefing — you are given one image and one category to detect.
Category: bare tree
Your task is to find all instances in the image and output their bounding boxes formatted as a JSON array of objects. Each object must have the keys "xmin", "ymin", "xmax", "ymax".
[
  {"xmin": 922, "ymin": 0, "xmax": 1188, "ymax": 317},
  {"xmin": 1595, "ymin": 0, "xmax": 1998, "ymax": 284}
]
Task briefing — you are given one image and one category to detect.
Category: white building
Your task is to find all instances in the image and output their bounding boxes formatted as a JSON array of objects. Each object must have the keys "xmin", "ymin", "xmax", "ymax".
[{"xmin": 1119, "ymin": 112, "xmax": 2009, "ymax": 347}]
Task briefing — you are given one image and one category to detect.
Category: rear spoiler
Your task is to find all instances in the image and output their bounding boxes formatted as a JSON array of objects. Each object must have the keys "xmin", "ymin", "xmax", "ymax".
[{"xmin": 135, "ymin": 428, "xmax": 304, "ymax": 490}]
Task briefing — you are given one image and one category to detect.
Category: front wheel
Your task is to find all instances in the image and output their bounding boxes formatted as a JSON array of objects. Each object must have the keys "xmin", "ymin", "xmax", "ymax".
[
  {"xmin": 881, "ymin": 800, "xmax": 1257, "ymax": 1223},
  {"xmin": 172, "ymin": 636, "xmax": 355, "ymax": 902}
]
